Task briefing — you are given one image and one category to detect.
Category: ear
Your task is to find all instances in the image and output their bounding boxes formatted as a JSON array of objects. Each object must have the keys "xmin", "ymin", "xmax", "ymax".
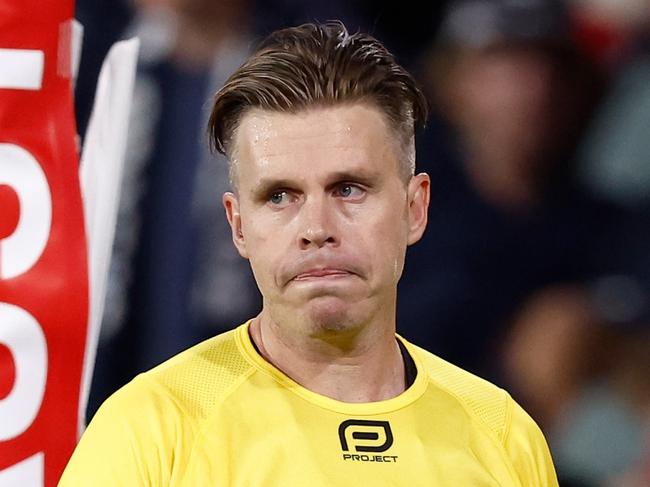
[
  {"xmin": 406, "ymin": 172, "xmax": 430, "ymax": 246},
  {"xmin": 223, "ymin": 192, "xmax": 249, "ymax": 259}
]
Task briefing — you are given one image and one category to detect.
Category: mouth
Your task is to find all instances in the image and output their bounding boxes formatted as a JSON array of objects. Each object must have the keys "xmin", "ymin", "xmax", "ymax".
[{"xmin": 292, "ymin": 268, "xmax": 354, "ymax": 281}]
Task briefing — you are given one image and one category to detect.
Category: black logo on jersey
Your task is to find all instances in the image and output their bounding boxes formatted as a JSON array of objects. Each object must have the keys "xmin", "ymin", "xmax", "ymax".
[{"xmin": 338, "ymin": 419, "xmax": 397, "ymax": 463}]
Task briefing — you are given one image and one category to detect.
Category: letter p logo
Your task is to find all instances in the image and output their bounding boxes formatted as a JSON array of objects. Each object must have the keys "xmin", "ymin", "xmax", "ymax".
[{"xmin": 338, "ymin": 419, "xmax": 394, "ymax": 453}]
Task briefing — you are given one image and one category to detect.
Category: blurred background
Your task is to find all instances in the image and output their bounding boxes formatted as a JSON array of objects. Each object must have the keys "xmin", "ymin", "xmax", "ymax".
[{"xmin": 75, "ymin": 1, "xmax": 650, "ymax": 485}]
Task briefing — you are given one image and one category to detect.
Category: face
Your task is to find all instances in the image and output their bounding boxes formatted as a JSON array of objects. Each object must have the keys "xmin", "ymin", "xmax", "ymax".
[
  {"xmin": 223, "ymin": 103, "xmax": 429, "ymax": 338},
  {"xmin": 455, "ymin": 48, "xmax": 557, "ymax": 166}
]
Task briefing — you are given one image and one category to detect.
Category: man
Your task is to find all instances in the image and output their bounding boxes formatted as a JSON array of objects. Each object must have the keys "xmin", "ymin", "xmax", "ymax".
[{"xmin": 60, "ymin": 21, "xmax": 558, "ymax": 485}]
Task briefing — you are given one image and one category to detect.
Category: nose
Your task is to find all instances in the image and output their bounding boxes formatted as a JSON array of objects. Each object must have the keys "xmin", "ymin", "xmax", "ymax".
[{"xmin": 297, "ymin": 195, "xmax": 338, "ymax": 250}]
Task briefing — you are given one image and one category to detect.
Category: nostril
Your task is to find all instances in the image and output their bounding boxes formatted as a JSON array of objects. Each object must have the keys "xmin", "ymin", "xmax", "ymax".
[{"xmin": 299, "ymin": 232, "xmax": 336, "ymax": 248}]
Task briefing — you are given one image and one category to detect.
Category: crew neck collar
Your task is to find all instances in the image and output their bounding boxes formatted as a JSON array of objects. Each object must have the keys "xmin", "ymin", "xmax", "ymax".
[{"xmin": 234, "ymin": 320, "xmax": 428, "ymax": 415}]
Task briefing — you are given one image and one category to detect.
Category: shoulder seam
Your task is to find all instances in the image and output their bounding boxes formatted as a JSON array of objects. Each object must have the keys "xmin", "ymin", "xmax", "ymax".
[
  {"xmin": 131, "ymin": 374, "xmax": 200, "ymax": 482},
  {"xmin": 137, "ymin": 374, "xmax": 199, "ymax": 433},
  {"xmin": 501, "ymin": 392, "xmax": 514, "ymax": 446},
  {"xmin": 426, "ymin": 373, "xmax": 508, "ymax": 442},
  {"xmin": 411, "ymin": 344, "xmax": 510, "ymax": 443},
  {"xmin": 206, "ymin": 364, "xmax": 257, "ymax": 421},
  {"xmin": 184, "ymin": 366, "xmax": 258, "ymax": 465}
]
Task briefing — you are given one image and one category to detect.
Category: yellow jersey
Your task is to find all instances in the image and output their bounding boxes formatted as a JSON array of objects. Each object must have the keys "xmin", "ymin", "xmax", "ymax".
[{"xmin": 59, "ymin": 322, "xmax": 558, "ymax": 486}]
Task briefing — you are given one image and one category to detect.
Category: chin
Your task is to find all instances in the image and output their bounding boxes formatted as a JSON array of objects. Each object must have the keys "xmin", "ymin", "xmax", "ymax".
[{"xmin": 303, "ymin": 296, "xmax": 363, "ymax": 336}]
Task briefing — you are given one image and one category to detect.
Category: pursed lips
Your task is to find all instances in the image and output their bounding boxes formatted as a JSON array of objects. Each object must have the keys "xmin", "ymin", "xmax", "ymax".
[{"xmin": 292, "ymin": 268, "xmax": 354, "ymax": 281}]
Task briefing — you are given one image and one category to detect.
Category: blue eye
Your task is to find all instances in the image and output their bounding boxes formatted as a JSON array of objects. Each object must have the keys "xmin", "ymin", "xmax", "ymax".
[
  {"xmin": 270, "ymin": 191, "xmax": 287, "ymax": 205},
  {"xmin": 336, "ymin": 184, "xmax": 363, "ymax": 198},
  {"xmin": 339, "ymin": 185, "xmax": 352, "ymax": 197}
]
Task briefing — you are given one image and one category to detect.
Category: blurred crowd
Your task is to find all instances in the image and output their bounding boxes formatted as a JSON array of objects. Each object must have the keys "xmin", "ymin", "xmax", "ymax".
[{"xmin": 75, "ymin": 1, "xmax": 650, "ymax": 486}]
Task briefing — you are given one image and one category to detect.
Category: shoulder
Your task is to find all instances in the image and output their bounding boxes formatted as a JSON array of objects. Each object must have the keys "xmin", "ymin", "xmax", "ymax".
[
  {"xmin": 141, "ymin": 325, "xmax": 256, "ymax": 421},
  {"xmin": 60, "ymin": 325, "xmax": 256, "ymax": 485},
  {"xmin": 93, "ymin": 326, "xmax": 255, "ymax": 443},
  {"xmin": 405, "ymin": 340, "xmax": 559, "ymax": 486},
  {"xmin": 79, "ymin": 324, "xmax": 255, "ymax": 439},
  {"xmin": 406, "ymin": 340, "xmax": 511, "ymax": 441}
]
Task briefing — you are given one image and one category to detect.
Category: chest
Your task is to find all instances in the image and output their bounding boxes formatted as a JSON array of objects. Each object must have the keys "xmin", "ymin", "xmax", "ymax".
[{"xmin": 173, "ymin": 394, "xmax": 519, "ymax": 486}]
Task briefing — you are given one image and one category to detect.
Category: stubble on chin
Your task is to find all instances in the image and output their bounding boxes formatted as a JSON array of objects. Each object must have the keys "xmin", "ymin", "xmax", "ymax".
[{"xmin": 302, "ymin": 296, "xmax": 364, "ymax": 337}]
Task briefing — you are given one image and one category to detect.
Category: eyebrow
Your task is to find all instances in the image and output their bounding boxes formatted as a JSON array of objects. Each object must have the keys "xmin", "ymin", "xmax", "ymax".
[
  {"xmin": 250, "ymin": 178, "xmax": 296, "ymax": 201},
  {"xmin": 325, "ymin": 170, "xmax": 380, "ymax": 189}
]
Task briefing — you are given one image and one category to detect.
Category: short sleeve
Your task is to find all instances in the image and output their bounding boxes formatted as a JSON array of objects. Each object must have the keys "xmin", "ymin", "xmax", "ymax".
[
  {"xmin": 503, "ymin": 395, "xmax": 559, "ymax": 487},
  {"xmin": 58, "ymin": 375, "xmax": 189, "ymax": 487}
]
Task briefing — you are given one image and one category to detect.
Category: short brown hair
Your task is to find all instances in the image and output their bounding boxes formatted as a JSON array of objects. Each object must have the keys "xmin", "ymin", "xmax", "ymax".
[{"xmin": 208, "ymin": 21, "xmax": 427, "ymax": 184}]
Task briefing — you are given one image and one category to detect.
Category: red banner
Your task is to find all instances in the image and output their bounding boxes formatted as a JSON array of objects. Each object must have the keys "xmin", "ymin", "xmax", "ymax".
[{"xmin": 0, "ymin": 0, "xmax": 88, "ymax": 485}]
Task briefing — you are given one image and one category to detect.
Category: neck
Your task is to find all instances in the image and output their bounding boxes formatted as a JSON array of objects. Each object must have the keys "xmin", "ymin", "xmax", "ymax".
[{"xmin": 249, "ymin": 312, "xmax": 406, "ymax": 403}]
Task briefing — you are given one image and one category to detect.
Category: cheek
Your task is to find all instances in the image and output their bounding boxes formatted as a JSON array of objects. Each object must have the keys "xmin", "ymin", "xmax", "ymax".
[
  {"xmin": 357, "ymin": 204, "xmax": 408, "ymax": 276},
  {"xmin": 246, "ymin": 247, "xmax": 281, "ymax": 300},
  {"xmin": 241, "ymin": 215, "xmax": 282, "ymax": 288},
  {"xmin": 243, "ymin": 213, "xmax": 303, "ymax": 287},
  {"xmin": 241, "ymin": 205, "xmax": 292, "ymax": 239},
  {"xmin": 375, "ymin": 197, "xmax": 409, "ymax": 241}
]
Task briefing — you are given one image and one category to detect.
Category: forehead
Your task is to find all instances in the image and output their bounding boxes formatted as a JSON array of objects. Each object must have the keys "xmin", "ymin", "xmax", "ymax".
[{"xmin": 232, "ymin": 104, "xmax": 400, "ymax": 183}]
